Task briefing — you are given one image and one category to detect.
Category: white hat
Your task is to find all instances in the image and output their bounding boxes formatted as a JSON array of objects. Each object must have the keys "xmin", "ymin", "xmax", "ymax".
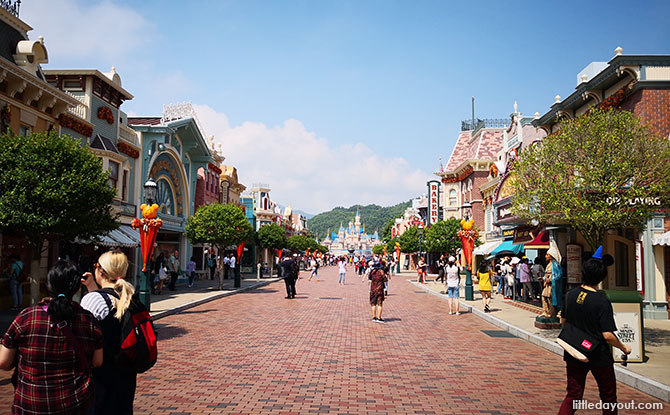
[
  {"xmin": 547, "ymin": 241, "xmax": 561, "ymax": 262},
  {"xmin": 510, "ymin": 257, "xmax": 521, "ymax": 265},
  {"xmin": 448, "ymin": 256, "xmax": 456, "ymax": 262}
]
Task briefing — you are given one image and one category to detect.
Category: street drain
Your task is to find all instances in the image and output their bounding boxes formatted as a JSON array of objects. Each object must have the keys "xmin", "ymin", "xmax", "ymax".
[{"xmin": 481, "ymin": 330, "xmax": 517, "ymax": 338}]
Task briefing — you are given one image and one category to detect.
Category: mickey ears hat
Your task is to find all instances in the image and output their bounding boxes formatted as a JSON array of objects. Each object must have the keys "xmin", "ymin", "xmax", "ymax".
[{"xmin": 592, "ymin": 246, "xmax": 603, "ymax": 259}]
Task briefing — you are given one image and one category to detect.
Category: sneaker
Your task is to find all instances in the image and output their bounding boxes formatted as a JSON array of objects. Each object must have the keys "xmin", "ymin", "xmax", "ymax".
[
  {"xmin": 448, "ymin": 311, "xmax": 453, "ymax": 315},
  {"xmin": 372, "ymin": 317, "xmax": 378, "ymax": 322},
  {"xmin": 285, "ymin": 296, "xmax": 292, "ymax": 299},
  {"xmin": 455, "ymin": 312, "xmax": 461, "ymax": 316},
  {"xmin": 377, "ymin": 318, "xmax": 385, "ymax": 323}
]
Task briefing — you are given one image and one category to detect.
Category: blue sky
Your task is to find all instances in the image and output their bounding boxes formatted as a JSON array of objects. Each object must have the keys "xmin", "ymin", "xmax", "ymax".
[{"xmin": 23, "ymin": 0, "xmax": 670, "ymax": 214}]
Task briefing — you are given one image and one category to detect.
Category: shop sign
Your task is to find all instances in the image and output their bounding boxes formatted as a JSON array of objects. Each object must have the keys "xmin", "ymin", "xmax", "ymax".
[
  {"xmin": 566, "ymin": 244, "xmax": 583, "ymax": 284},
  {"xmin": 502, "ymin": 229, "xmax": 515, "ymax": 238},
  {"xmin": 612, "ymin": 310, "xmax": 643, "ymax": 363},
  {"xmin": 513, "ymin": 226, "xmax": 538, "ymax": 245},
  {"xmin": 427, "ymin": 180, "xmax": 440, "ymax": 225},
  {"xmin": 606, "ymin": 196, "xmax": 662, "ymax": 207},
  {"xmin": 497, "ymin": 204, "xmax": 513, "ymax": 221}
]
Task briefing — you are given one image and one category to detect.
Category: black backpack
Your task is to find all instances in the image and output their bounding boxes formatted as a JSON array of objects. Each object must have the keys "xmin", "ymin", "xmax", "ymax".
[{"xmin": 99, "ymin": 289, "xmax": 158, "ymax": 374}]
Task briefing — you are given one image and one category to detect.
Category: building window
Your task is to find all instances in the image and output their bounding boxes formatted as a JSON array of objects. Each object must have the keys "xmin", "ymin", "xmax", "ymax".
[
  {"xmin": 652, "ymin": 217, "xmax": 664, "ymax": 230},
  {"xmin": 449, "ymin": 190, "xmax": 457, "ymax": 206},
  {"xmin": 108, "ymin": 161, "xmax": 119, "ymax": 190},
  {"xmin": 122, "ymin": 170, "xmax": 129, "ymax": 201},
  {"xmin": 63, "ymin": 80, "xmax": 83, "ymax": 92},
  {"xmin": 19, "ymin": 125, "xmax": 30, "ymax": 137}
]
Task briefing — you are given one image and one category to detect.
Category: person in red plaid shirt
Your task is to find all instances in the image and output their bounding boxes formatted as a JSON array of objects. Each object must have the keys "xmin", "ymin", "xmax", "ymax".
[{"xmin": 0, "ymin": 260, "xmax": 103, "ymax": 414}]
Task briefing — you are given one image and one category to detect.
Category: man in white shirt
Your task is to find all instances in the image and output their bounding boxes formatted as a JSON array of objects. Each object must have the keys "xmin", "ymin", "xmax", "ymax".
[{"xmin": 223, "ymin": 254, "xmax": 231, "ymax": 279}]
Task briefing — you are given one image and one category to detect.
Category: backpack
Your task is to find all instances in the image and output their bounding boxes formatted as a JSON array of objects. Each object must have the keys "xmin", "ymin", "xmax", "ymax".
[
  {"xmin": 290, "ymin": 259, "xmax": 300, "ymax": 278},
  {"xmin": 12, "ymin": 261, "xmax": 26, "ymax": 282},
  {"xmin": 99, "ymin": 289, "xmax": 158, "ymax": 374}
]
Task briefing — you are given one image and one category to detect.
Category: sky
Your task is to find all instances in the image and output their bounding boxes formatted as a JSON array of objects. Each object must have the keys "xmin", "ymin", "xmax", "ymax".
[{"xmin": 21, "ymin": 0, "xmax": 670, "ymax": 215}]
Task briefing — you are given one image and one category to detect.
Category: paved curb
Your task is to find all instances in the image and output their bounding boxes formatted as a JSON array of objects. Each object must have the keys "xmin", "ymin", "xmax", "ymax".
[
  {"xmin": 151, "ymin": 278, "xmax": 280, "ymax": 321},
  {"xmin": 410, "ymin": 280, "xmax": 670, "ymax": 403}
]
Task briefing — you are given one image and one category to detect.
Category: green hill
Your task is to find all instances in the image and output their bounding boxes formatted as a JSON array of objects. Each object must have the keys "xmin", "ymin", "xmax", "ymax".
[{"xmin": 308, "ymin": 201, "xmax": 411, "ymax": 240}]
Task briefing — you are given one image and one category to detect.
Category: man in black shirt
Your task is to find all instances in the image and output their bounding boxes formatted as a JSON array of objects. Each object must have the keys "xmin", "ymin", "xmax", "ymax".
[
  {"xmin": 281, "ymin": 252, "xmax": 298, "ymax": 299},
  {"xmin": 558, "ymin": 248, "xmax": 631, "ymax": 415}
]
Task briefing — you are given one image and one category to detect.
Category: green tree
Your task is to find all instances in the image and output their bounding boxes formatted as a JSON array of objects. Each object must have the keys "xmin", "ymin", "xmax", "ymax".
[
  {"xmin": 424, "ymin": 218, "xmax": 462, "ymax": 255},
  {"xmin": 511, "ymin": 108, "xmax": 670, "ymax": 249},
  {"xmin": 256, "ymin": 223, "xmax": 287, "ymax": 275},
  {"xmin": 372, "ymin": 244, "xmax": 385, "ymax": 255},
  {"xmin": 286, "ymin": 234, "xmax": 312, "ymax": 252},
  {"xmin": 186, "ymin": 203, "xmax": 254, "ymax": 273},
  {"xmin": 380, "ymin": 218, "xmax": 395, "ymax": 242},
  {"xmin": 0, "ymin": 131, "xmax": 117, "ymax": 303},
  {"xmin": 397, "ymin": 226, "xmax": 421, "ymax": 253}
]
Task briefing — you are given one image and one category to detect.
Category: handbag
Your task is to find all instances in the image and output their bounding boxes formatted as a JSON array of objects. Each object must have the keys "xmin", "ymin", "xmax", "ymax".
[{"xmin": 557, "ymin": 322, "xmax": 601, "ymax": 363}]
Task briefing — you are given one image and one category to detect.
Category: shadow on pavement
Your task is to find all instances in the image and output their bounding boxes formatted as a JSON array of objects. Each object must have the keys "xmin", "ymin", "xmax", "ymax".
[
  {"xmin": 645, "ymin": 327, "xmax": 670, "ymax": 347},
  {"xmin": 178, "ymin": 309, "xmax": 217, "ymax": 315},
  {"xmin": 155, "ymin": 323, "xmax": 188, "ymax": 340}
]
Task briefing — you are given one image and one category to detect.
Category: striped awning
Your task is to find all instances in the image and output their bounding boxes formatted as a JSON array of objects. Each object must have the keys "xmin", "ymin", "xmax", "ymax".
[
  {"xmin": 473, "ymin": 240, "xmax": 502, "ymax": 256},
  {"xmin": 652, "ymin": 231, "xmax": 670, "ymax": 246},
  {"xmin": 75, "ymin": 225, "xmax": 140, "ymax": 248}
]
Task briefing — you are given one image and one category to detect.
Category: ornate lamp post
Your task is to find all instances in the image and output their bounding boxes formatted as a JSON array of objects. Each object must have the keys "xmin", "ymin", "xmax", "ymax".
[
  {"xmin": 131, "ymin": 178, "xmax": 162, "ymax": 310},
  {"xmin": 458, "ymin": 200, "xmax": 477, "ymax": 301}
]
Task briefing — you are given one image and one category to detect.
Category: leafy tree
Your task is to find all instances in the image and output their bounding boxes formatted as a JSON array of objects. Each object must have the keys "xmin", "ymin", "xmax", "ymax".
[
  {"xmin": 256, "ymin": 223, "xmax": 287, "ymax": 274},
  {"xmin": 186, "ymin": 203, "xmax": 254, "ymax": 265},
  {"xmin": 0, "ymin": 131, "xmax": 117, "ymax": 303},
  {"xmin": 380, "ymin": 218, "xmax": 395, "ymax": 242},
  {"xmin": 286, "ymin": 234, "xmax": 312, "ymax": 252},
  {"xmin": 372, "ymin": 244, "xmax": 385, "ymax": 255},
  {"xmin": 424, "ymin": 218, "xmax": 462, "ymax": 255},
  {"xmin": 512, "ymin": 108, "xmax": 670, "ymax": 249},
  {"xmin": 397, "ymin": 226, "xmax": 421, "ymax": 253}
]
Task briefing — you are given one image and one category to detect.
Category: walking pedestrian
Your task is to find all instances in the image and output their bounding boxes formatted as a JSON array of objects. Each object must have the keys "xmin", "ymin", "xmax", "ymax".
[
  {"xmin": 80, "ymin": 251, "xmax": 138, "ymax": 415},
  {"xmin": 338, "ymin": 256, "xmax": 346, "ymax": 285},
  {"xmin": 7, "ymin": 254, "xmax": 24, "ymax": 309},
  {"xmin": 519, "ymin": 258, "xmax": 533, "ymax": 301},
  {"xmin": 0, "ymin": 260, "xmax": 103, "ymax": 414},
  {"xmin": 445, "ymin": 256, "xmax": 461, "ymax": 315},
  {"xmin": 435, "ymin": 254, "xmax": 446, "ymax": 283},
  {"xmin": 229, "ymin": 253, "xmax": 237, "ymax": 282},
  {"xmin": 369, "ymin": 261, "xmax": 388, "ymax": 322},
  {"xmin": 207, "ymin": 249, "xmax": 217, "ymax": 280},
  {"xmin": 167, "ymin": 250, "xmax": 179, "ymax": 291},
  {"xmin": 502, "ymin": 258, "xmax": 514, "ymax": 299},
  {"xmin": 308, "ymin": 257, "xmax": 320, "ymax": 281},
  {"xmin": 531, "ymin": 258, "xmax": 545, "ymax": 301},
  {"xmin": 558, "ymin": 249, "xmax": 631, "ymax": 415},
  {"xmin": 476, "ymin": 261, "xmax": 492, "ymax": 312},
  {"xmin": 187, "ymin": 256, "xmax": 196, "ymax": 288},
  {"xmin": 417, "ymin": 255, "xmax": 427, "ymax": 283},
  {"xmin": 281, "ymin": 253, "xmax": 298, "ymax": 299}
]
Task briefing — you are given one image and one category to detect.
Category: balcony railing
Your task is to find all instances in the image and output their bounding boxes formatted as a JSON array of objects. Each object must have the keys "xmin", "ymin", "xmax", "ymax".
[
  {"xmin": 461, "ymin": 118, "xmax": 510, "ymax": 133},
  {"xmin": 119, "ymin": 124, "xmax": 138, "ymax": 146},
  {"xmin": 112, "ymin": 200, "xmax": 136, "ymax": 217},
  {"xmin": 1, "ymin": 0, "xmax": 20, "ymax": 17},
  {"xmin": 65, "ymin": 91, "xmax": 87, "ymax": 120}
]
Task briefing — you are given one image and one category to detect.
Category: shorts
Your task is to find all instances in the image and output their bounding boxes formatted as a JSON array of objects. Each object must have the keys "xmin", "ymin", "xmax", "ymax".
[{"xmin": 447, "ymin": 286, "xmax": 459, "ymax": 298}]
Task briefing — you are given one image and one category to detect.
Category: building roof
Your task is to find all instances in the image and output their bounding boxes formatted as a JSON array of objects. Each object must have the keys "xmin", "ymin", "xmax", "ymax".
[
  {"xmin": 43, "ymin": 68, "xmax": 134, "ymax": 99},
  {"xmin": 90, "ymin": 134, "xmax": 119, "ymax": 153},
  {"xmin": 444, "ymin": 129, "xmax": 504, "ymax": 172},
  {"xmin": 128, "ymin": 117, "xmax": 162, "ymax": 126}
]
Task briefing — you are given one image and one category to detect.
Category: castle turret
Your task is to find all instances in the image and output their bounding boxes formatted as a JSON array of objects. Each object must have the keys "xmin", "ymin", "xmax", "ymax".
[{"xmin": 355, "ymin": 209, "xmax": 361, "ymax": 234}]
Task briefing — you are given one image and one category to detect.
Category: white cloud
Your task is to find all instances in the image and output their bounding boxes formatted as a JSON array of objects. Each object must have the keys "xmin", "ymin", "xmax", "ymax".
[
  {"xmin": 21, "ymin": 0, "xmax": 154, "ymax": 63},
  {"xmin": 194, "ymin": 104, "xmax": 430, "ymax": 214}
]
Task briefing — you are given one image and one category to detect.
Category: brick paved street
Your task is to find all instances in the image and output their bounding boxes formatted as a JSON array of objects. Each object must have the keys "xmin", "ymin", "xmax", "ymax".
[{"xmin": 1, "ymin": 266, "xmax": 668, "ymax": 414}]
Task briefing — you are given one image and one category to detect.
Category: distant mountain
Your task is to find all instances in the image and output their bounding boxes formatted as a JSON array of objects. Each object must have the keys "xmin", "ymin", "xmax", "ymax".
[
  {"xmin": 294, "ymin": 209, "xmax": 315, "ymax": 219},
  {"xmin": 307, "ymin": 201, "xmax": 411, "ymax": 240}
]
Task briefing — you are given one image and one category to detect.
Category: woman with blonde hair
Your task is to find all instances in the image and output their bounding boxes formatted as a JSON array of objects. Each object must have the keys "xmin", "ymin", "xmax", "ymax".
[{"xmin": 81, "ymin": 250, "xmax": 137, "ymax": 414}]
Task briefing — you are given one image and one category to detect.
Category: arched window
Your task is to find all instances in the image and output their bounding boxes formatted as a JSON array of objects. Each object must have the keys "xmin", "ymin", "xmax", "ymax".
[
  {"xmin": 449, "ymin": 190, "xmax": 457, "ymax": 206},
  {"xmin": 156, "ymin": 178, "xmax": 175, "ymax": 216}
]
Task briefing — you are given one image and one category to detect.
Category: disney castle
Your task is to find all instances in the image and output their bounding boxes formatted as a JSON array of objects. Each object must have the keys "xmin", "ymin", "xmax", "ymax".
[{"xmin": 321, "ymin": 210, "xmax": 382, "ymax": 256}]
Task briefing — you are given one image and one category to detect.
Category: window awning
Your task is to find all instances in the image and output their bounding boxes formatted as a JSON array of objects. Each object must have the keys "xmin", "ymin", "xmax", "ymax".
[
  {"xmin": 652, "ymin": 231, "xmax": 670, "ymax": 246},
  {"xmin": 490, "ymin": 240, "xmax": 524, "ymax": 256},
  {"xmin": 74, "ymin": 225, "xmax": 140, "ymax": 248},
  {"xmin": 473, "ymin": 240, "xmax": 502, "ymax": 256},
  {"xmin": 524, "ymin": 231, "xmax": 550, "ymax": 250}
]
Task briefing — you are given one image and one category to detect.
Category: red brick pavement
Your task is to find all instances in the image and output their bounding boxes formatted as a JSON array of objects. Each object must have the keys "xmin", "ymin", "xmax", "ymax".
[{"xmin": 1, "ymin": 266, "xmax": 668, "ymax": 414}]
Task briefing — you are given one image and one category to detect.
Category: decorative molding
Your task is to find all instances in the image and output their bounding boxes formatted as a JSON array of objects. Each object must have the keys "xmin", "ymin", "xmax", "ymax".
[
  {"xmin": 7, "ymin": 80, "xmax": 26, "ymax": 97},
  {"xmin": 22, "ymin": 87, "xmax": 42, "ymax": 105}
]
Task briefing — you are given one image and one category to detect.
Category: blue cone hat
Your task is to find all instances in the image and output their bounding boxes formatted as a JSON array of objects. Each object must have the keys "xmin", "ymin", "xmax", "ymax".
[{"xmin": 592, "ymin": 245, "xmax": 603, "ymax": 259}]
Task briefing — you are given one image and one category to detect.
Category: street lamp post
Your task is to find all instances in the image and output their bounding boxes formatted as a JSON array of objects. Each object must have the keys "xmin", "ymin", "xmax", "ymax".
[
  {"xmin": 134, "ymin": 178, "xmax": 160, "ymax": 311},
  {"xmin": 459, "ymin": 201, "xmax": 476, "ymax": 301}
]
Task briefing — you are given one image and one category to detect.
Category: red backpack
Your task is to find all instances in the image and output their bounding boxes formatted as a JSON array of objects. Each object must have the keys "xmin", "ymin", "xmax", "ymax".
[{"xmin": 99, "ymin": 290, "xmax": 158, "ymax": 373}]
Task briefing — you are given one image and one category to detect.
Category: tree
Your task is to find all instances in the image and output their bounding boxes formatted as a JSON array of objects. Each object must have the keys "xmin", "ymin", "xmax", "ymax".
[
  {"xmin": 186, "ymin": 203, "xmax": 254, "ymax": 272},
  {"xmin": 256, "ymin": 223, "xmax": 287, "ymax": 274},
  {"xmin": 397, "ymin": 226, "xmax": 420, "ymax": 253},
  {"xmin": 0, "ymin": 131, "xmax": 118, "ymax": 303},
  {"xmin": 286, "ymin": 234, "xmax": 312, "ymax": 252},
  {"xmin": 424, "ymin": 218, "xmax": 462, "ymax": 255},
  {"xmin": 372, "ymin": 244, "xmax": 385, "ymax": 255},
  {"xmin": 380, "ymin": 218, "xmax": 395, "ymax": 242},
  {"xmin": 511, "ymin": 108, "xmax": 670, "ymax": 249}
]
